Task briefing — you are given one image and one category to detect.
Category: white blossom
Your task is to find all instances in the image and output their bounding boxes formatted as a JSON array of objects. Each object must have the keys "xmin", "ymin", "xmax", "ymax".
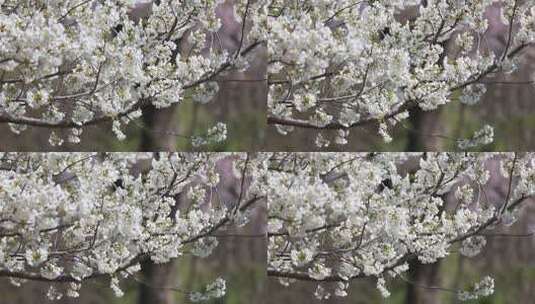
[
  {"xmin": 0, "ymin": 1, "xmax": 262, "ymax": 145},
  {"xmin": 457, "ymin": 125, "xmax": 495, "ymax": 150},
  {"xmin": 460, "ymin": 236, "xmax": 487, "ymax": 258},
  {"xmin": 458, "ymin": 276, "xmax": 495, "ymax": 301},
  {"xmin": 267, "ymin": 1, "xmax": 535, "ymax": 147},
  {"xmin": 0, "ymin": 152, "xmax": 265, "ymax": 300},
  {"xmin": 267, "ymin": 152, "xmax": 535, "ymax": 299},
  {"xmin": 190, "ymin": 277, "xmax": 226, "ymax": 303}
]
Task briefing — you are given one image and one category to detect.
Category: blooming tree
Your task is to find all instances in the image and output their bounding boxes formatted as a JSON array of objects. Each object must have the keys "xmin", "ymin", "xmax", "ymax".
[
  {"xmin": 267, "ymin": 1, "xmax": 535, "ymax": 148},
  {"xmin": 0, "ymin": 0, "xmax": 265, "ymax": 146},
  {"xmin": 266, "ymin": 152, "xmax": 535, "ymax": 300},
  {"xmin": 0, "ymin": 152, "xmax": 266, "ymax": 301}
]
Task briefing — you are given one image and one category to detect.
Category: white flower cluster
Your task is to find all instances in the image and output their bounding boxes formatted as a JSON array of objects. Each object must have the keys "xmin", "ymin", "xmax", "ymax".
[
  {"xmin": 1, "ymin": 152, "xmax": 534, "ymax": 300},
  {"xmin": 0, "ymin": 152, "xmax": 265, "ymax": 300},
  {"xmin": 189, "ymin": 277, "xmax": 226, "ymax": 303},
  {"xmin": 267, "ymin": 1, "xmax": 535, "ymax": 147},
  {"xmin": 191, "ymin": 122, "xmax": 228, "ymax": 148},
  {"xmin": 0, "ymin": 0, "xmax": 263, "ymax": 144},
  {"xmin": 457, "ymin": 124, "xmax": 495, "ymax": 150},
  {"xmin": 457, "ymin": 276, "xmax": 495, "ymax": 301},
  {"xmin": 460, "ymin": 236, "xmax": 487, "ymax": 258},
  {"xmin": 266, "ymin": 152, "xmax": 535, "ymax": 300}
]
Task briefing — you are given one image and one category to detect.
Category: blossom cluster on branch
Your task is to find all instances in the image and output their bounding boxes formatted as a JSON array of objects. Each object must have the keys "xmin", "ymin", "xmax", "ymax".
[
  {"xmin": 0, "ymin": 0, "xmax": 265, "ymax": 146},
  {"xmin": 266, "ymin": 152, "xmax": 535, "ymax": 300},
  {"xmin": 2, "ymin": 1, "xmax": 535, "ymax": 148},
  {"xmin": 267, "ymin": 1, "xmax": 535, "ymax": 148},
  {"xmin": 1, "ymin": 152, "xmax": 534, "ymax": 301},
  {"xmin": 0, "ymin": 152, "xmax": 266, "ymax": 301}
]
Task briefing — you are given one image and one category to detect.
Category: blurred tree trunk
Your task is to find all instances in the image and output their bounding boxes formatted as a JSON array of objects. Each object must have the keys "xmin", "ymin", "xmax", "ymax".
[
  {"xmin": 140, "ymin": 104, "xmax": 179, "ymax": 151},
  {"xmin": 137, "ymin": 106, "xmax": 179, "ymax": 304},
  {"xmin": 404, "ymin": 0, "xmax": 445, "ymax": 152},
  {"xmin": 403, "ymin": 7, "xmax": 452, "ymax": 299},
  {"xmin": 132, "ymin": 2, "xmax": 181, "ymax": 294},
  {"xmin": 406, "ymin": 259, "xmax": 443, "ymax": 304},
  {"xmin": 405, "ymin": 115, "xmax": 443, "ymax": 304},
  {"xmin": 407, "ymin": 108, "xmax": 443, "ymax": 151},
  {"xmin": 138, "ymin": 261, "xmax": 179, "ymax": 304}
]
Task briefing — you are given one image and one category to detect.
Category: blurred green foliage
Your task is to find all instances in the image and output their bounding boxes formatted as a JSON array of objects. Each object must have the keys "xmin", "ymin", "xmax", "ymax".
[
  {"xmin": 96, "ymin": 257, "xmax": 265, "ymax": 304},
  {"xmin": 350, "ymin": 254, "xmax": 535, "ymax": 304}
]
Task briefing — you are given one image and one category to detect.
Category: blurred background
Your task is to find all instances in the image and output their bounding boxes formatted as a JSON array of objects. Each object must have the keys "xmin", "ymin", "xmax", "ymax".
[
  {"xmin": 0, "ymin": 1, "xmax": 266, "ymax": 152},
  {"xmin": 267, "ymin": 3, "xmax": 535, "ymax": 152},
  {"xmin": 266, "ymin": 156, "xmax": 535, "ymax": 304}
]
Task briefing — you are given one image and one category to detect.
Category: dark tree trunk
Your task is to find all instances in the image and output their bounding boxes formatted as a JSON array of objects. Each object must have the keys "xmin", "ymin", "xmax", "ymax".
[
  {"xmin": 406, "ymin": 259, "xmax": 443, "ymax": 304},
  {"xmin": 138, "ymin": 261, "xmax": 179, "ymax": 304},
  {"xmin": 140, "ymin": 104, "xmax": 179, "ymax": 152},
  {"xmin": 407, "ymin": 106, "xmax": 443, "ymax": 151},
  {"xmin": 405, "ymin": 106, "xmax": 444, "ymax": 304},
  {"xmin": 137, "ymin": 105, "xmax": 179, "ymax": 304}
]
